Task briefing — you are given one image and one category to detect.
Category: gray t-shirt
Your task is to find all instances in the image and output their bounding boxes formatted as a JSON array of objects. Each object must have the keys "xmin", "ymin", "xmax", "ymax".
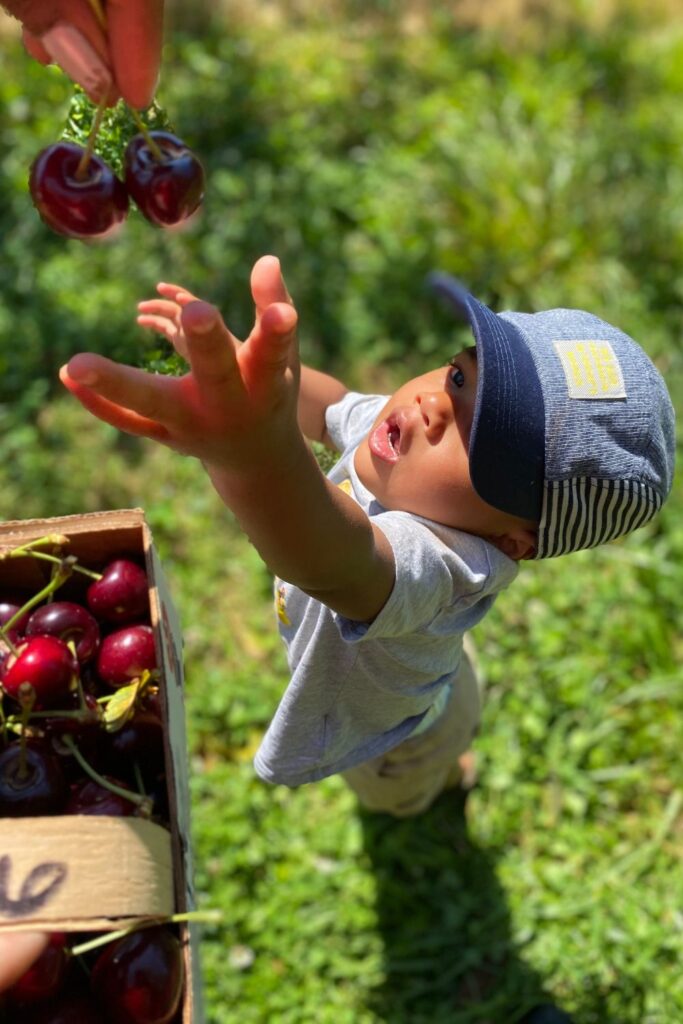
[{"xmin": 253, "ymin": 392, "xmax": 518, "ymax": 786}]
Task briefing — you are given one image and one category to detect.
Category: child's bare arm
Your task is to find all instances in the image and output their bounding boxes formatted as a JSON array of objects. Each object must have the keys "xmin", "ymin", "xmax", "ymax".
[{"xmin": 60, "ymin": 256, "xmax": 394, "ymax": 623}]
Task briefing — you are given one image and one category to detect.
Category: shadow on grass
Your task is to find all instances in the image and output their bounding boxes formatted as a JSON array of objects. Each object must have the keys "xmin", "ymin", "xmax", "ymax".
[{"xmin": 358, "ymin": 787, "xmax": 568, "ymax": 1024}]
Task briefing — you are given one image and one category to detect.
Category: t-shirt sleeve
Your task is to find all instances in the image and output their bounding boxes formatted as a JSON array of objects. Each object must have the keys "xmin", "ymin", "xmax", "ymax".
[
  {"xmin": 325, "ymin": 392, "xmax": 387, "ymax": 453},
  {"xmin": 333, "ymin": 512, "xmax": 517, "ymax": 642}
]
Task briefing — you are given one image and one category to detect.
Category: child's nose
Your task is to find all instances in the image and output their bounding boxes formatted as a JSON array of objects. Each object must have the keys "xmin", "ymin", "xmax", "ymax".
[{"xmin": 416, "ymin": 391, "xmax": 451, "ymax": 440}]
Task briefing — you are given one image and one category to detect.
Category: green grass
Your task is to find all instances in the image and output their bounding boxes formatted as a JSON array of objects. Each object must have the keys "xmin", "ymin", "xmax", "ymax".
[
  {"xmin": 2, "ymin": 399, "xmax": 680, "ymax": 1023},
  {"xmin": 2, "ymin": 2, "xmax": 683, "ymax": 1020}
]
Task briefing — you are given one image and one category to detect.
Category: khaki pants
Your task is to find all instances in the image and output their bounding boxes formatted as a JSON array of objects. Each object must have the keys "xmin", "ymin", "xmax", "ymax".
[{"xmin": 341, "ymin": 637, "xmax": 481, "ymax": 818}]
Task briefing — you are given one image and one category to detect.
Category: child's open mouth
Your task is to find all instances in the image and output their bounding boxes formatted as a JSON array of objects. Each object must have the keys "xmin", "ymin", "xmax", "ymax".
[{"xmin": 368, "ymin": 415, "xmax": 401, "ymax": 463}]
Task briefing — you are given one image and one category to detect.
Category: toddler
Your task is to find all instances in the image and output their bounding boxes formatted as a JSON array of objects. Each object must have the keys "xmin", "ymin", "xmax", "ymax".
[{"xmin": 60, "ymin": 255, "xmax": 675, "ymax": 817}]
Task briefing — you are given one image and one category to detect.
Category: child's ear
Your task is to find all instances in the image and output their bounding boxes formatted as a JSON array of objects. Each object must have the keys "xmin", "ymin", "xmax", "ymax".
[{"xmin": 488, "ymin": 528, "xmax": 537, "ymax": 561}]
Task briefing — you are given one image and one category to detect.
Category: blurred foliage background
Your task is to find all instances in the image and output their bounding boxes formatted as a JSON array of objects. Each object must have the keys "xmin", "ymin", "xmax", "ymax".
[{"xmin": 1, "ymin": 1, "xmax": 682, "ymax": 1022}]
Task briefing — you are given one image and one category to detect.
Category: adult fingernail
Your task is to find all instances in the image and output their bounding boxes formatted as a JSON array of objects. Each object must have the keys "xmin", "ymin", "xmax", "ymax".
[{"xmin": 40, "ymin": 23, "xmax": 112, "ymax": 101}]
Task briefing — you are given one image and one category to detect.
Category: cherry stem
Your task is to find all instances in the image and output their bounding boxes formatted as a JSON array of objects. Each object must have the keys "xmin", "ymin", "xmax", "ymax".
[
  {"xmin": 1, "ymin": 534, "xmax": 70, "ymax": 556},
  {"xmin": 3, "ymin": 548, "xmax": 101, "ymax": 583},
  {"xmin": 69, "ymin": 910, "xmax": 224, "ymax": 958},
  {"xmin": 75, "ymin": 95, "xmax": 109, "ymax": 180},
  {"xmin": 129, "ymin": 107, "xmax": 165, "ymax": 162},
  {"xmin": 0, "ymin": 626, "xmax": 19, "ymax": 659},
  {"xmin": 7, "ymin": 709, "xmax": 91, "ymax": 722},
  {"xmin": 2, "ymin": 563, "xmax": 76, "ymax": 638},
  {"xmin": 61, "ymin": 734, "xmax": 151, "ymax": 811},
  {"xmin": 17, "ymin": 686, "xmax": 36, "ymax": 781}
]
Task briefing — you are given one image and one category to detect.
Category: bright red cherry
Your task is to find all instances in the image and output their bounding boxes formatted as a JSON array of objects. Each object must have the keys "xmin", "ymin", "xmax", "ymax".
[
  {"xmin": 87, "ymin": 560, "xmax": 149, "ymax": 624},
  {"xmin": 2, "ymin": 635, "xmax": 78, "ymax": 709},
  {"xmin": 26, "ymin": 602, "xmax": 100, "ymax": 664},
  {"xmin": 96, "ymin": 625, "xmax": 156, "ymax": 689},
  {"xmin": 0, "ymin": 739, "xmax": 68, "ymax": 816},
  {"xmin": 91, "ymin": 926, "xmax": 184, "ymax": 1024},
  {"xmin": 8, "ymin": 932, "xmax": 69, "ymax": 1006},
  {"xmin": 124, "ymin": 131, "xmax": 204, "ymax": 227},
  {"xmin": 29, "ymin": 142, "xmax": 129, "ymax": 239}
]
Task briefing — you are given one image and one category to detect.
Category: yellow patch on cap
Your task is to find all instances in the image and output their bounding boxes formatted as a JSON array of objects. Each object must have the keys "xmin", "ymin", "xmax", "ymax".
[{"xmin": 554, "ymin": 339, "xmax": 627, "ymax": 399}]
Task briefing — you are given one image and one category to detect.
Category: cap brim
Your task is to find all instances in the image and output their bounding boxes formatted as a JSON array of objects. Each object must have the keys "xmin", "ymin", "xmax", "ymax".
[{"xmin": 428, "ymin": 273, "xmax": 546, "ymax": 522}]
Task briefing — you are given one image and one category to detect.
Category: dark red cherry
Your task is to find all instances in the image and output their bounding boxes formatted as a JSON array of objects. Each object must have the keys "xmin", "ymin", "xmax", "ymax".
[
  {"xmin": 0, "ymin": 739, "xmax": 67, "ymax": 816},
  {"xmin": 64, "ymin": 776, "xmax": 136, "ymax": 816},
  {"xmin": 2, "ymin": 635, "xmax": 78, "ymax": 709},
  {"xmin": 124, "ymin": 131, "xmax": 204, "ymax": 227},
  {"xmin": 87, "ymin": 559, "xmax": 149, "ymax": 625},
  {"xmin": 106, "ymin": 710, "xmax": 165, "ymax": 777},
  {"xmin": 96, "ymin": 625, "xmax": 156, "ymax": 689},
  {"xmin": 29, "ymin": 141, "xmax": 129, "ymax": 239},
  {"xmin": 91, "ymin": 926, "xmax": 184, "ymax": 1024},
  {"xmin": 21, "ymin": 980, "xmax": 101, "ymax": 1023},
  {"xmin": 26, "ymin": 602, "xmax": 100, "ymax": 664},
  {"xmin": 44, "ymin": 692, "xmax": 104, "ymax": 779},
  {"xmin": 8, "ymin": 932, "xmax": 69, "ymax": 1006},
  {"xmin": 65, "ymin": 777, "xmax": 137, "ymax": 817},
  {"xmin": 0, "ymin": 600, "xmax": 31, "ymax": 642},
  {"xmin": 45, "ymin": 691, "xmax": 102, "ymax": 740}
]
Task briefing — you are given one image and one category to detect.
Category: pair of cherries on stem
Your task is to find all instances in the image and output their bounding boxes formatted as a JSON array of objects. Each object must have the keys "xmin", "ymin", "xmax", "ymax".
[{"xmin": 29, "ymin": 130, "xmax": 205, "ymax": 240}]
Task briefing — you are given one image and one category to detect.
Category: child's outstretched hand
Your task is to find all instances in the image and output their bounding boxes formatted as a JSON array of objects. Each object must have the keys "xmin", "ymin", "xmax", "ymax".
[{"xmin": 59, "ymin": 255, "xmax": 300, "ymax": 474}]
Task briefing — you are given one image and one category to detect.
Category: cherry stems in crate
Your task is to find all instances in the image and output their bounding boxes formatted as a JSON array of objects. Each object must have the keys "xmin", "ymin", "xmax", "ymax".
[{"xmin": 60, "ymin": 734, "xmax": 152, "ymax": 815}]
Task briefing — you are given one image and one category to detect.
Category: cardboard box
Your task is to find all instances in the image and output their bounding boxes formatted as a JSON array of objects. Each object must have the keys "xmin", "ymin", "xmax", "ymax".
[{"xmin": 0, "ymin": 509, "xmax": 203, "ymax": 1023}]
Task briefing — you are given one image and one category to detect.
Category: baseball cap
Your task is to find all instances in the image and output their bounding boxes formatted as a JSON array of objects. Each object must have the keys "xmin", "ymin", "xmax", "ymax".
[{"xmin": 428, "ymin": 273, "xmax": 676, "ymax": 559}]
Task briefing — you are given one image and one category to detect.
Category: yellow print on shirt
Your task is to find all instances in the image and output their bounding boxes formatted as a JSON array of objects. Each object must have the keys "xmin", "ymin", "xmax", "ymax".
[{"xmin": 275, "ymin": 583, "xmax": 291, "ymax": 626}]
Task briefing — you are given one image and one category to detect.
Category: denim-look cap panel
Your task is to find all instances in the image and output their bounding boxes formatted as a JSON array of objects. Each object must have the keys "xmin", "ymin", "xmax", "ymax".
[
  {"xmin": 428, "ymin": 273, "xmax": 676, "ymax": 558},
  {"xmin": 428, "ymin": 273, "xmax": 546, "ymax": 521}
]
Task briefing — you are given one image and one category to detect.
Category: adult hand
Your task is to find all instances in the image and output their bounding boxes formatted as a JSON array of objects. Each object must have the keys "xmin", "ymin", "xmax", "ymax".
[
  {"xmin": 0, "ymin": 931, "xmax": 49, "ymax": 993},
  {"xmin": 2, "ymin": 0, "xmax": 163, "ymax": 108}
]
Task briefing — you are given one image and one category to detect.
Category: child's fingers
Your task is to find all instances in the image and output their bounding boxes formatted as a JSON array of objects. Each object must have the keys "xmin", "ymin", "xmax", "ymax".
[
  {"xmin": 250, "ymin": 256, "xmax": 292, "ymax": 317},
  {"xmin": 179, "ymin": 301, "xmax": 241, "ymax": 393},
  {"xmin": 157, "ymin": 282, "xmax": 199, "ymax": 306},
  {"xmin": 136, "ymin": 315, "xmax": 188, "ymax": 356},
  {"xmin": 59, "ymin": 366, "xmax": 172, "ymax": 442},
  {"xmin": 138, "ymin": 299, "xmax": 182, "ymax": 320},
  {"xmin": 246, "ymin": 302, "xmax": 299, "ymax": 372},
  {"xmin": 60, "ymin": 353, "xmax": 174, "ymax": 426}
]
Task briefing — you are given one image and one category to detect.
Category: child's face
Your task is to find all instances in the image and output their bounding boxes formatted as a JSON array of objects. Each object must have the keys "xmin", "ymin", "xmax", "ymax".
[{"xmin": 354, "ymin": 348, "xmax": 534, "ymax": 548}]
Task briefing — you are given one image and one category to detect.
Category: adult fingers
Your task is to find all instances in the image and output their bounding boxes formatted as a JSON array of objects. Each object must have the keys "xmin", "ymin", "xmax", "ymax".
[
  {"xmin": 107, "ymin": 0, "xmax": 164, "ymax": 108},
  {"xmin": 20, "ymin": 1, "xmax": 114, "ymax": 103},
  {"xmin": 0, "ymin": 931, "xmax": 49, "ymax": 992},
  {"xmin": 60, "ymin": 353, "xmax": 175, "ymax": 429},
  {"xmin": 5, "ymin": 1, "xmax": 100, "ymax": 38}
]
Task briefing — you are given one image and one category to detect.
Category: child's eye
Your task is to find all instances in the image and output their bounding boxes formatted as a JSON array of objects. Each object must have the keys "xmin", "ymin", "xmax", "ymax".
[{"xmin": 447, "ymin": 359, "xmax": 465, "ymax": 389}]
